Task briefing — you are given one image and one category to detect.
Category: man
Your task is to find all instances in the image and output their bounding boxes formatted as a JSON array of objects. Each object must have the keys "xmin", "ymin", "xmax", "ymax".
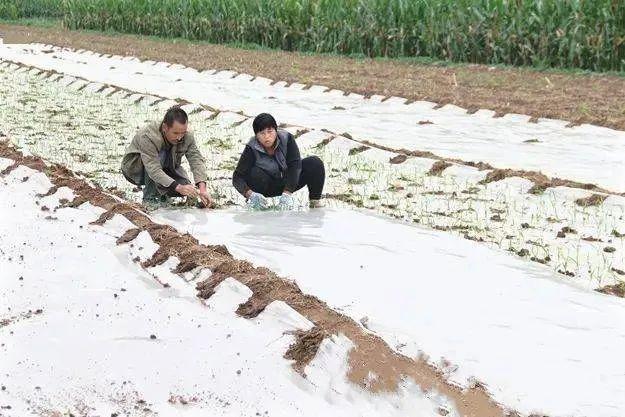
[
  {"xmin": 121, "ymin": 106, "xmax": 211, "ymax": 208},
  {"xmin": 232, "ymin": 113, "xmax": 325, "ymax": 210}
]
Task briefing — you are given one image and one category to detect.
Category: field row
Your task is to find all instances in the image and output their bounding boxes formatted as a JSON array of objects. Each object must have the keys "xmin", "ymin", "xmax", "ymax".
[
  {"xmin": 2, "ymin": 43, "xmax": 623, "ymax": 193},
  {"xmin": 1, "ymin": 60, "xmax": 623, "ymax": 290}
]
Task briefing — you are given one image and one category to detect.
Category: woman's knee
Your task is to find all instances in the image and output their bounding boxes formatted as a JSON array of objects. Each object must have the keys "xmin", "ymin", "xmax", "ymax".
[{"xmin": 303, "ymin": 155, "xmax": 325, "ymax": 174}]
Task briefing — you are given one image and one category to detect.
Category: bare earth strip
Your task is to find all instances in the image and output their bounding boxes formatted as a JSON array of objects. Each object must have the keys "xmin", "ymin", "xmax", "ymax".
[{"xmin": 2, "ymin": 23, "xmax": 625, "ymax": 131}]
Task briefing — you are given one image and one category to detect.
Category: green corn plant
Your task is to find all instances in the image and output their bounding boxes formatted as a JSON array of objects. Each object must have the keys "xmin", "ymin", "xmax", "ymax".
[{"xmin": 2, "ymin": 0, "xmax": 620, "ymax": 71}]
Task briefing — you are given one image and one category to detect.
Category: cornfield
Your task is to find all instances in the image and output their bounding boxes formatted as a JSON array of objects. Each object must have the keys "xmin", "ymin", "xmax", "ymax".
[
  {"xmin": 0, "ymin": 0, "xmax": 65, "ymax": 19},
  {"xmin": 4, "ymin": 0, "xmax": 625, "ymax": 72}
]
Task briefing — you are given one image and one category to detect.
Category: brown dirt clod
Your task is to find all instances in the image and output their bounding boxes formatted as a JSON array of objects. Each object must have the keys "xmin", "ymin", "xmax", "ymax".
[
  {"xmin": 314, "ymin": 137, "xmax": 334, "ymax": 148},
  {"xmin": 428, "ymin": 160, "xmax": 452, "ymax": 176},
  {"xmin": 36, "ymin": 185, "xmax": 59, "ymax": 197},
  {"xmin": 236, "ymin": 294, "xmax": 271, "ymax": 319},
  {"xmin": 479, "ymin": 169, "xmax": 548, "ymax": 187},
  {"xmin": 348, "ymin": 145, "xmax": 370, "ymax": 156},
  {"xmin": 116, "ymin": 228, "xmax": 142, "ymax": 245},
  {"xmin": 284, "ymin": 327, "xmax": 328, "ymax": 374},
  {"xmin": 575, "ymin": 194, "xmax": 607, "ymax": 207},
  {"xmin": 389, "ymin": 154, "xmax": 408, "ymax": 164},
  {"xmin": 596, "ymin": 282, "xmax": 625, "ymax": 297}
]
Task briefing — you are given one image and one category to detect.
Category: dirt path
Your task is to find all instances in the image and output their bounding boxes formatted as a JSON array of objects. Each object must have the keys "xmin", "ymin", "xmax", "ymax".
[{"xmin": 2, "ymin": 22, "xmax": 625, "ymax": 132}]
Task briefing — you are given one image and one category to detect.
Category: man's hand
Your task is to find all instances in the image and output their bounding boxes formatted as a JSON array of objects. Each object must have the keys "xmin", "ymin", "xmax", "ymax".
[
  {"xmin": 198, "ymin": 182, "xmax": 212, "ymax": 208},
  {"xmin": 175, "ymin": 183, "xmax": 199, "ymax": 198}
]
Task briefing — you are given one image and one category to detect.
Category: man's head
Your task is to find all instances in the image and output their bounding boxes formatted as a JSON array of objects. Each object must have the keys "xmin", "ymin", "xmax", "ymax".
[
  {"xmin": 253, "ymin": 113, "xmax": 278, "ymax": 149},
  {"xmin": 161, "ymin": 106, "xmax": 188, "ymax": 144}
]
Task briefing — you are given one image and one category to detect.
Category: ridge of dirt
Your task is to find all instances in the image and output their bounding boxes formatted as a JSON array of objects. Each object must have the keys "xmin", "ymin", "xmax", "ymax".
[
  {"xmin": 3, "ymin": 23, "xmax": 625, "ymax": 132},
  {"xmin": 359, "ymin": 140, "xmax": 622, "ymax": 198},
  {"xmin": 0, "ymin": 140, "xmax": 512, "ymax": 417},
  {"xmin": 479, "ymin": 169, "xmax": 613, "ymax": 197}
]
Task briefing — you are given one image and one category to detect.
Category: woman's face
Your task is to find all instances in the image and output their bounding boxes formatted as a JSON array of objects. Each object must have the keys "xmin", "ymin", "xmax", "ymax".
[{"xmin": 256, "ymin": 127, "xmax": 277, "ymax": 149}]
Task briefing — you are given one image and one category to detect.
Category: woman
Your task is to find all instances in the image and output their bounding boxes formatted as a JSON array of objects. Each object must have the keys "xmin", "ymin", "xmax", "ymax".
[{"xmin": 232, "ymin": 113, "xmax": 325, "ymax": 210}]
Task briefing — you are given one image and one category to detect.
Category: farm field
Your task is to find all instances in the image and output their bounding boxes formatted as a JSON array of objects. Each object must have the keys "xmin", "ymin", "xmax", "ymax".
[
  {"xmin": 1, "ymin": 11, "xmax": 625, "ymax": 417},
  {"xmin": 1, "ymin": 44, "xmax": 623, "ymax": 288}
]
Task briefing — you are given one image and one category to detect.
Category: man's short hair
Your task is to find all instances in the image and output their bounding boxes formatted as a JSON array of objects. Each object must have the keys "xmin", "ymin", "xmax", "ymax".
[{"xmin": 163, "ymin": 105, "xmax": 188, "ymax": 127}]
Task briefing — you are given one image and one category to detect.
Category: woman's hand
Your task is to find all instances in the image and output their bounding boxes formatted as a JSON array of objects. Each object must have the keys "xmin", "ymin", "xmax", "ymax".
[
  {"xmin": 247, "ymin": 192, "xmax": 268, "ymax": 210},
  {"xmin": 278, "ymin": 193, "xmax": 295, "ymax": 210}
]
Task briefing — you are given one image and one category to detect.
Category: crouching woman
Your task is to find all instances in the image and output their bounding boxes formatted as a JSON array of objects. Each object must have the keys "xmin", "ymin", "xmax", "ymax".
[{"xmin": 232, "ymin": 113, "xmax": 325, "ymax": 210}]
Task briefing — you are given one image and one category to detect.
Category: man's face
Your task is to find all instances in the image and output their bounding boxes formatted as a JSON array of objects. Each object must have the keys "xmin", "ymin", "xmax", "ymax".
[
  {"xmin": 256, "ymin": 127, "xmax": 277, "ymax": 149},
  {"xmin": 162, "ymin": 120, "xmax": 187, "ymax": 144}
]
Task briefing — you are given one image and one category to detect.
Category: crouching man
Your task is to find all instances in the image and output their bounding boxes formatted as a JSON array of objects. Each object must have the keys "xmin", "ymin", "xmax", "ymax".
[
  {"xmin": 232, "ymin": 113, "xmax": 325, "ymax": 210},
  {"xmin": 121, "ymin": 105, "xmax": 211, "ymax": 208}
]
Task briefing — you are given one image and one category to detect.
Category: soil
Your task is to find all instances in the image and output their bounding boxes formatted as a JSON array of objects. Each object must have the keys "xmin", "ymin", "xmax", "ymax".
[
  {"xmin": 575, "ymin": 194, "xmax": 608, "ymax": 207},
  {"xmin": 428, "ymin": 160, "xmax": 452, "ymax": 176},
  {"xmin": 596, "ymin": 282, "xmax": 625, "ymax": 297},
  {"xmin": 3, "ymin": 23, "xmax": 625, "ymax": 132},
  {"xmin": 284, "ymin": 327, "xmax": 328, "ymax": 375},
  {"xmin": 348, "ymin": 145, "xmax": 370, "ymax": 156},
  {"xmin": 116, "ymin": 228, "xmax": 141, "ymax": 244},
  {"xmin": 389, "ymin": 154, "xmax": 408, "ymax": 164}
]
